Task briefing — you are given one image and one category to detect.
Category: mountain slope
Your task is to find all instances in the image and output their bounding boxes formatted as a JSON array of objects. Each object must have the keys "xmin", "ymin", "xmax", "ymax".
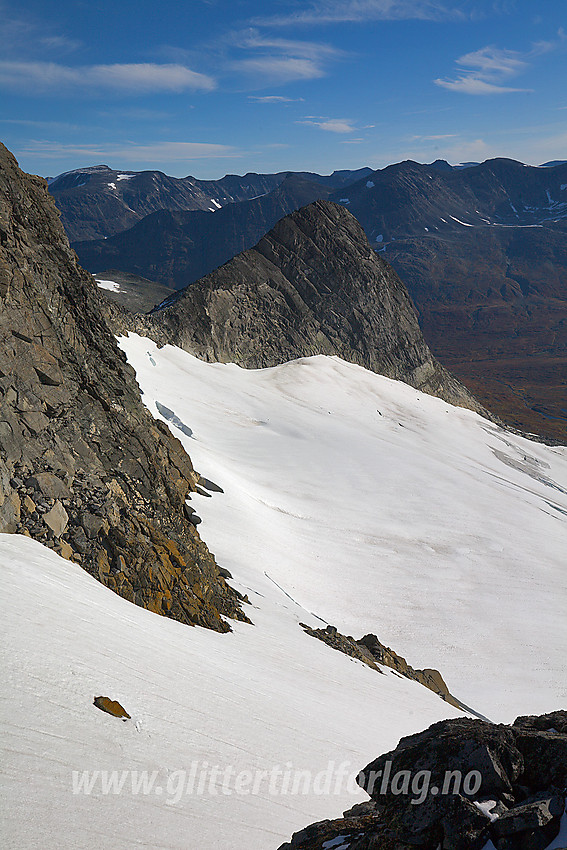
[
  {"xmin": 49, "ymin": 164, "xmax": 371, "ymax": 242},
  {"xmin": 329, "ymin": 158, "xmax": 567, "ymax": 440},
  {"xmin": 73, "ymin": 174, "xmax": 334, "ymax": 289},
  {"xmin": 135, "ymin": 200, "xmax": 484, "ymax": 412},
  {"xmin": 0, "ymin": 142, "xmax": 243, "ymax": 630}
]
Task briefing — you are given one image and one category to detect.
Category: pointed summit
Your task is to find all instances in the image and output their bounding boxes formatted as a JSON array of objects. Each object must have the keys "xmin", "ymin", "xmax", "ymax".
[{"xmin": 142, "ymin": 200, "xmax": 484, "ymax": 412}]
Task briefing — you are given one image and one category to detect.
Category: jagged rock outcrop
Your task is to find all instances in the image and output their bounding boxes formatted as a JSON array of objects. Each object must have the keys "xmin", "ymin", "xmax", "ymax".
[
  {"xmin": 130, "ymin": 200, "xmax": 485, "ymax": 412},
  {"xmin": 278, "ymin": 711, "xmax": 567, "ymax": 850},
  {"xmin": 0, "ymin": 143, "xmax": 247, "ymax": 631},
  {"xmin": 300, "ymin": 624, "xmax": 464, "ymax": 710}
]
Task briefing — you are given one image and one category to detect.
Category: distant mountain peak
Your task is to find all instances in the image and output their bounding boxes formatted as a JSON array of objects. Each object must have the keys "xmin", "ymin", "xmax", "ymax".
[{"xmin": 124, "ymin": 199, "xmax": 484, "ymax": 414}]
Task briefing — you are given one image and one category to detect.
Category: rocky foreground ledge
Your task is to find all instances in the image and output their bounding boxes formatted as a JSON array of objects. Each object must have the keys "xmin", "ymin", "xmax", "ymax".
[{"xmin": 278, "ymin": 711, "xmax": 567, "ymax": 850}]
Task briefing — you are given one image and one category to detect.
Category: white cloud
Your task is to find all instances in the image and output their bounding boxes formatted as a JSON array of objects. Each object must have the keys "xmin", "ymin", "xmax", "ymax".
[
  {"xmin": 253, "ymin": 0, "xmax": 462, "ymax": 26},
  {"xmin": 436, "ymin": 37, "xmax": 565, "ymax": 95},
  {"xmin": 230, "ymin": 30, "xmax": 343, "ymax": 86},
  {"xmin": 457, "ymin": 46, "xmax": 527, "ymax": 78},
  {"xmin": 19, "ymin": 141, "xmax": 237, "ymax": 162},
  {"xmin": 0, "ymin": 61, "xmax": 216, "ymax": 95},
  {"xmin": 435, "ymin": 76, "xmax": 530, "ymax": 94},
  {"xmin": 435, "ymin": 46, "xmax": 532, "ymax": 95},
  {"xmin": 236, "ymin": 32, "xmax": 341, "ymax": 59},
  {"xmin": 297, "ymin": 117, "xmax": 358, "ymax": 133},
  {"xmin": 233, "ymin": 57, "xmax": 326, "ymax": 84},
  {"xmin": 410, "ymin": 133, "xmax": 458, "ymax": 140},
  {"xmin": 248, "ymin": 95, "xmax": 305, "ymax": 102}
]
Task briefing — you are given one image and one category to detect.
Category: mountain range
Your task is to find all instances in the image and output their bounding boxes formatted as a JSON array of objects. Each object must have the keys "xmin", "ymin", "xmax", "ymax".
[
  {"xmin": 329, "ymin": 158, "xmax": 567, "ymax": 441},
  {"xmin": 74, "ymin": 173, "xmax": 336, "ymax": 288},
  {"xmin": 63, "ymin": 157, "xmax": 567, "ymax": 441},
  {"xmin": 49, "ymin": 163, "xmax": 372, "ymax": 242}
]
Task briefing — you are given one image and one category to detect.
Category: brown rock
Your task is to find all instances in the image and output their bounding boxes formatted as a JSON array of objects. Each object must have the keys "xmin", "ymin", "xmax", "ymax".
[
  {"xmin": 43, "ymin": 500, "xmax": 69, "ymax": 537},
  {"xmin": 27, "ymin": 472, "xmax": 71, "ymax": 500},
  {"xmin": 58, "ymin": 541, "xmax": 73, "ymax": 560},
  {"xmin": 93, "ymin": 696, "xmax": 131, "ymax": 720}
]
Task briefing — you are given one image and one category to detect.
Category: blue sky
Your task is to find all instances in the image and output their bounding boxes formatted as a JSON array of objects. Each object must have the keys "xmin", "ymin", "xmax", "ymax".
[{"xmin": 1, "ymin": 0, "xmax": 565, "ymax": 178}]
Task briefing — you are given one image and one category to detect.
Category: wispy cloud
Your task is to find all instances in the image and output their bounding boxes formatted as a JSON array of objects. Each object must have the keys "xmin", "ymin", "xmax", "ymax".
[
  {"xmin": 0, "ymin": 61, "xmax": 216, "ymax": 95},
  {"xmin": 435, "ymin": 46, "xmax": 532, "ymax": 94},
  {"xmin": 248, "ymin": 95, "xmax": 305, "ymax": 103},
  {"xmin": 298, "ymin": 117, "xmax": 358, "ymax": 133},
  {"xmin": 0, "ymin": 118, "xmax": 81, "ymax": 131},
  {"xmin": 0, "ymin": 2, "xmax": 81, "ymax": 58},
  {"xmin": 18, "ymin": 140, "xmax": 238, "ymax": 162},
  {"xmin": 229, "ymin": 28, "xmax": 343, "ymax": 86},
  {"xmin": 253, "ymin": 0, "xmax": 464, "ymax": 27},
  {"xmin": 436, "ymin": 32, "xmax": 566, "ymax": 95},
  {"xmin": 39, "ymin": 35, "xmax": 82, "ymax": 53},
  {"xmin": 235, "ymin": 32, "xmax": 341, "ymax": 59},
  {"xmin": 297, "ymin": 116, "xmax": 374, "ymax": 133},
  {"xmin": 410, "ymin": 133, "xmax": 458, "ymax": 140},
  {"xmin": 233, "ymin": 57, "xmax": 326, "ymax": 84},
  {"xmin": 436, "ymin": 77, "xmax": 529, "ymax": 94}
]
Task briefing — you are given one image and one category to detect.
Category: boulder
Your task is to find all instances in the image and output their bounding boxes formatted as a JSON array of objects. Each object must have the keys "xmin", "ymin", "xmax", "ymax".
[
  {"xmin": 26, "ymin": 472, "xmax": 71, "ymax": 500},
  {"xmin": 93, "ymin": 696, "xmax": 131, "ymax": 720},
  {"xmin": 43, "ymin": 501, "xmax": 69, "ymax": 537},
  {"xmin": 490, "ymin": 791, "xmax": 564, "ymax": 838}
]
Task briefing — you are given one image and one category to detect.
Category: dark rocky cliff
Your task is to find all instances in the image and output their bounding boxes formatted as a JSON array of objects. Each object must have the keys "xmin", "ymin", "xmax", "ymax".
[
  {"xmin": 137, "ymin": 200, "xmax": 484, "ymax": 412},
  {"xmin": 278, "ymin": 711, "xmax": 567, "ymax": 850},
  {"xmin": 0, "ymin": 143, "xmax": 246, "ymax": 631}
]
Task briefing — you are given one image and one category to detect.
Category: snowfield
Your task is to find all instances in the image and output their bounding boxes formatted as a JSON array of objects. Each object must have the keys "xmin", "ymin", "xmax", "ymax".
[
  {"xmin": 95, "ymin": 277, "xmax": 121, "ymax": 292},
  {"xmin": 118, "ymin": 335, "xmax": 566, "ymax": 722},
  {"xmin": 1, "ymin": 336, "xmax": 566, "ymax": 849}
]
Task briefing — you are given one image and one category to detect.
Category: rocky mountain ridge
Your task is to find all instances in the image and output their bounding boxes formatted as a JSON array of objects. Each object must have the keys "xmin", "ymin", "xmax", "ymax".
[
  {"xmin": 301, "ymin": 624, "xmax": 464, "ymax": 711},
  {"xmin": 0, "ymin": 143, "xmax": 246, "ymax": 631},
  {"xmin": 124, "ymin": 199, "xmax": 485, "ymax": 413}
]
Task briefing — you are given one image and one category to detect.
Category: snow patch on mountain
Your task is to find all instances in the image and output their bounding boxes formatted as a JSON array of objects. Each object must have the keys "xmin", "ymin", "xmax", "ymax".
[{"xmin": 95, "ymin": 277, "xmax": 121, "ymax": 292}]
